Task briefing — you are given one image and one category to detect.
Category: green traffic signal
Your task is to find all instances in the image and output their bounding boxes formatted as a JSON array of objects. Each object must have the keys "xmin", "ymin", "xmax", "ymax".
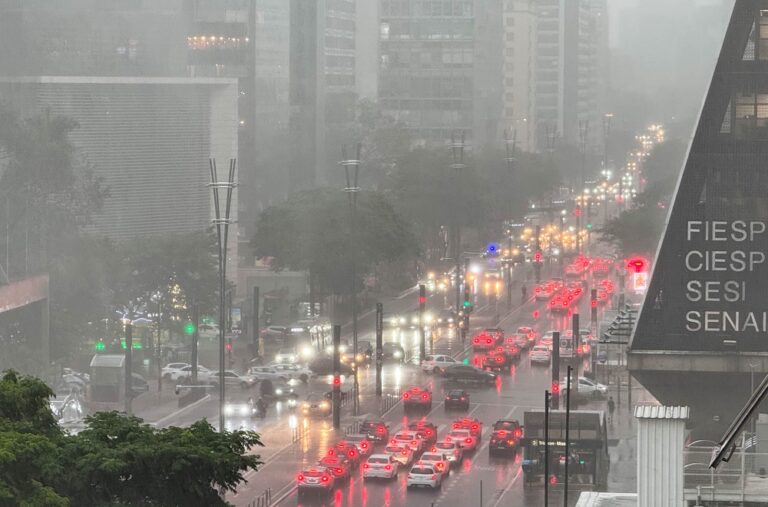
[
  {"xmin": 184, "ymin": 322, "xmax": 196, "ymax": 335},
  {"xmin": 462, "ymin": 358, "xmax": 469, "ymax": 365},
  {"xmin": 586, "ymin": 223, "xmax": 593, "ymax": 230},
  {"xmin": 463, "ymin": 300, "xmax": 471, "ymax": 308},
  {"xmin": 95, "ymin": 342, "xmax": 106, "ymax": 351}
]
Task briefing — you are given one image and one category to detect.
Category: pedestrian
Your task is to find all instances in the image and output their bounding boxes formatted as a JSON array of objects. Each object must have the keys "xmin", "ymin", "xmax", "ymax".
[
  {"xmin": 607, "ymin": 396, "xmax": 615, "ymax": 424},
  {"xmin": 521, "ymin": 284, "xmax": 528, "ymax": 304},
  {"xmin": 255, "ymin": 397, "xmax": 267, "ymax": 418}
]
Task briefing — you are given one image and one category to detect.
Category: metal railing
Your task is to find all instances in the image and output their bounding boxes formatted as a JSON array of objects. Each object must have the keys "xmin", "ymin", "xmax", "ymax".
[
  {"xmin": 380, "ymin": 388, "xmax": 402, "ymax": 415},
  {"xmin": 684, "ymin": 445, "xmax": 768, "ymax": 500},
  {"xmin": 245, "ymin": 488, "xmax": 272, "ymax": 507}
]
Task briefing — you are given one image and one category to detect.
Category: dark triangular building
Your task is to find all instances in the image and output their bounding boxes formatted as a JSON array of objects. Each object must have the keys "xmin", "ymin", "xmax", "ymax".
[{"xmin": 630, "ymin": 0, "xmax": 768, "ymax": 437}]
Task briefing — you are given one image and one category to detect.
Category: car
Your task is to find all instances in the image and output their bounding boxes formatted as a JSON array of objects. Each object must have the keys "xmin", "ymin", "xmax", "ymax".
[
  {"xmin": 317, "ymin": 455, "xmax": 351, "ymax": 481},
  {"xmin": 435, "ymin": 309, "xmax": 455, "ymax": 328},
  {"xmin": 274, "ymin": 347, "xmax": 298, "ymax": 364},
  {"xmin": 360, "ymin": 420, "xmax": 390, "ymax": 443},
  {"xmin": 247, "ymin": 366, "xmax": 286, "ymax": 381},
  {"xmin": 517, "ymin": 326, "xmax": 539, "ymax": 345},
  {"xmin": 472, "ymin": 331, "xmax": 500, "ymax": 351},
  {"xmin": 343, "ymin": 434, "xmax": 374, "ymax": 457},
  {"xmin": 540, "ymin": 331, "xmax": 556, "ymax": 350},
  {"xmin": 168, "ymin": 365, "xmax": 213, "ymax": 383},
  {"xmin": 384, "ymin": 444, "xmax": 414, "ymax": 466},
  {"xmin": 489, "ymin": 420, "xmax": 523, "ymax": 456},
  {"xmin": 482, "ymin": 353, "xmax": 510, "ymax": 371},
  {"xmin": 362, "ymin": 454, "xmax": 399, "ymax": 480},
  {"xmin": 302, "ymin": 393, "xmax": 331, "ymax": 417},
  {"xmin": 431, "ymin": 441, "xmax": 464, "ymax": 467},
  {"xmin": 530, "ymin": 345, "xmax": 552, "ymax": 365},
  {"xmin": 209, "ymin": 370, "xmax": 258, "ymax": 389},
  {"xmin": 262, "ymin": 325, "xmax": 290, "ymax": 342},
  {"xmin": 308, "ymin": 356, "xmax": 354, "ymax": 376},
  {"xmin": 407, "ymin": 464, "xmax": 442, "ymax": 489},
  {"xmin": 297, "ymin": 466, "xmax": 335, "ymax": 496},
  {"xmin": 452, "ymin": 417, "xmax": 483, "ymax": 438},
  {"xmin": 403, "ymin": 386, "xmax": 432, "ymax": 411},
  {"xmin": 269, "ymin": 362, "xmax": 313, "ymax": 383},
  {"xmin": 446, "ymin": 428, "xmax": 477, "ymax": 451},
  {"xmin": 223, "ymin": 401, "xmax": 258, "ymax": 418},
  {"xmin": 421, "ymin": 354, "xmax": 459, "ymax": 374},
  {"xmin": 392, "ymin": 431, "xmax": 424, "ymax": 453},
  {"xmin": 357, "ymin": 340, "xmax": 374, "ymax": 361},
  {"xmin": 407, "ymin": 421, "xmax": 438, "ymax": 445},
  {"xmin": 382, "ymin": 342, "xmax": 405, "ymax": 362},
  {"xmin": 444, "ymin": 389, "xmax": 470, "ymax": 411},
  {"xmin": 442, "ymin": 364, "xmax": 498, "ymax": 385},
  {"xmin": 162, "ymin": 362, "xmax": 191, "ymax": 380},
  {"xmin": 270, "ymin": 380, "xmax": 299, "ymax": 403},
  {"xmin": 560, "ymin": 376, "xmax": 608, "ymax": 398},
  {"xmin": 508, "ymin": 334, "xmax": 530, "ymax": 350},
  {"xmin": 330, "ymin": 442, "xmax": 362, "ymax": 466},
  {"xmin": 418, "ymin": 453, "xmax": 451, "ymax": 477},
  {"xmin": 484, "ymin": 328, "xmax": 505, "ymax": 341}
]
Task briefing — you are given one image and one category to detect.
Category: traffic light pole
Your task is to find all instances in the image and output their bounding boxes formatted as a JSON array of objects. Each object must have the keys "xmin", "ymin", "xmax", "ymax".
[
  {"xmin": 572, "ymin": 313, "xmax": 580, "ymax": 396},
  {"xmin": 419, "ymin": 284, "xmax": 426, "ymax": 362},
  {"xmin": 192, "ymin": 302, "xmax": 199, "ymax": 384},
  {"xmin": 375, "ymin": 304, "xmax": 383, "ymax": 397},
  {"xmin": 551, "ymin": 331, "xmax": 560, "ymax": 409},
  {"xmin": 332, "ymin": 325, "xmax": 341, "ymax": 429}
]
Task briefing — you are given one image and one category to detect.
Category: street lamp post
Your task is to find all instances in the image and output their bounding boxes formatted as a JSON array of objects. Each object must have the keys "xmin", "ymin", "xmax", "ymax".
[
  {"xmin": 209, "ymin": 158, "xmax": 237, "ymax": 432},
  {"xmin": 505, "ymin": 130, "xmax": 517, "ymax": 309},
  {"xmin": 450, "ymin": 133, "xmax": 466, "ymax": 341},
  {"xmin": 341, "ymin": 144, "xmax": 361, "ymax": 416},
  {"xmin": 578, "ymin": 121, "xmax": 589, "ymax": 254}
]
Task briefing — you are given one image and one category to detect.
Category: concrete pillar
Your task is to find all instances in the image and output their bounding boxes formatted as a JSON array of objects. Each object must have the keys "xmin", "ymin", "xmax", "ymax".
[{"xmin": 635, "ymin": 405, "xmax": 689, "ymax": 507}]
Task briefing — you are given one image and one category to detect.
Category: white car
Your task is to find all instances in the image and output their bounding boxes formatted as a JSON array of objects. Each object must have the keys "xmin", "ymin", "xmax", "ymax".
[
  {"xmin": 247, "ymin": 366, "xmax": 286, "ymax": 381},
  {"xmin": 407, "ymin": 464, "xmax": 442, "ymax": 489},
  {"xmin": 446, "ymin": 429, "xmax": 476, "ymax": 450},
  {"xmin": 269, "ymin": 363, "xmax": 313, "ymax": 382},
  {"xmin": 421, "ymin": 354, "xmax": 459, "ymax": 374},
  {"xmin": 363, "ymin": 454, "xmax": 399, "ymax": 479},
  {"xmin": 169, "ymin": 365, "xmax": 213, "ymax": 383},
  {"xmin": 530, "ymin": 345, "xmax": 552, "ymax": 365},
  {"xmin": 209, "ymin": 370, "xmax": 258, "ymax": 388},
  {"xmin": 274, "ymin": 348, "xmax": 298, "ymax": 363},
  {"xmin": 384, "ymin": 444, "xmax": 414, "ymax": 466},
  {"xmin": 162, "ymin": 362, "xmax": 190, "ymax": 379},
  {"xmin": 392, "ymin": 431, "xmax": 424, "ymax": 452},
  {"xmin": 560, "ymin": 376, "xmax": 608, "ymax": 398},
  {"xmin": 417, "ymin": 453, "xmax": 450, "ymax": 477},
  {"xmin": 540, "ymin": 331, "xmax": 556, "ymax": 350}
]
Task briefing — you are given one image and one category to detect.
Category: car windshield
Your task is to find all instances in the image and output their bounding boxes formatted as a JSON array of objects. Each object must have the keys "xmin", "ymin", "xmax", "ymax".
[
  {"xmin": 305, "ymin": 470, "xmax": 323, "ymax": 477},
  {"xmin": 368, "ymin": 457, "xmax": 388, "ymax": 464},
  {"xmin": 410, "ymin": 467, "xmax": 433, "ymax": 475}
]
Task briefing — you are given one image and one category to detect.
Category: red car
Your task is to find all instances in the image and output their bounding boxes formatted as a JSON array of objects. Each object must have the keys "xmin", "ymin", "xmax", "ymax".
[{"xmin": 403, "ymin": 386, "xmax": 432, "ymax": 411}]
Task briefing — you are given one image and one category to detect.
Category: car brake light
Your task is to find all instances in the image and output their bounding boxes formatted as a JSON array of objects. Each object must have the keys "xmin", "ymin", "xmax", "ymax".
[
  {"xmin": 421, "ymin": 393, "xmax": 428, "ymax": 400},
  {"xmin": 426, "ymin": 430, "xmax": 433, "ymax": 436},
  {"xmin": 361, "ymin": 442, "xmax": 368, "ymax": 449},
  {"xmin": 460, "ymin": 397, "xmax": 465, "ymax": 401},
  {"xmin": 403, "ymin": 392, "xmax": 410, "ymax": 399},
  {"xmin": 496, "ymin": 356, "xmax": 503, "ymax": 363},
  {"xmin": 486, "ymin": 338, "xmax": 492, "ymax": 344},
  {"xmin": 513, "ymin": 428, "xmax": 523, "ymax": 438},
  {"xmin": 453, "ymin": 423, "xmax": 460, "ymax": 428},
  {"xmin": 471, "ymin": 424, "xmax": 479, "ymax": 430},
  {"xmin": 348, "ymin": 450, "xmax": 356, "ymax": 457},
  {"xmin": 474, "ymin": 337, "xmax": 479, "ymax": 344},
  {"xmin": 411, "ymin": 440, "xmax": 418, "ymax": 446},
  {"xmin": 446, "ymin": 396, "xmax": 451, "ymax": 400},
  {"xmin": 328, "ymin": 449, "xmax": 335, "ymax": 455},
  {"xmin": 377, "ymin": 427, "xmax": 385, "ymax": 433},
  {"xmin": 508, "ymin": 439, "xmax": 515, "ymax": 445},
  {"xmin": 297, "ymin": 474, "xmax": 305, "ymax": 482},
  {"xmin": 465, "ymin": 438, "xmax": 472, "ymax": 443},
  {"xmin": 363, "ymin": 463, "xmax": 369, "ymax": 469},
  {"xmin": 336, "ymin": 468, "xmax": 343, "ymax": 474},
  {"xmin": 498, "ymin": 430, "xmax": 506, "ymax": 437},
  {"xmin": 431, "ymin": 474, "xmax": 437, "ymax": 480}
]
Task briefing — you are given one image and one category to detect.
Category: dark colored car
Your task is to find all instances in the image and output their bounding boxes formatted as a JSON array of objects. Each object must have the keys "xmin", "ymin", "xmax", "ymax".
[
  {"xmin": 444, "ymin": 389, "xmax": 470, "ymax": 411},
  {"xmin": 503, "ymin": 344, "xmax": 522, "ymax": 361},
  {"xmin": 309, "ymin": 356, "xmax": 354, "ymax": 376},
  {"xmin": 407, "ymin": 421, "xmax": 438, "ymax": 445},
  {"xmin": 482, "ymin": 353, "xmax": 511, "ymax": 371},
  {"xmin": 443, "ymin": 365, "xmax": 498, "ymax": 385},
  {"xmin": 402, "ymin": 386, "xmax": 432, "ymax": 411},
  {"xmin": 382, "ymin": 342, "xmax": 405, "ymax": 362},
  {"xmin": 357, "ymin": 340, "xmax": 374, "ymax": 362},
  {"xmin": 360, "ymin": 420, "xmax": 390, "ymax": 443},
  {"xmin": 489, "ymin": 420, "xmax": 523, "ymax": 457}
]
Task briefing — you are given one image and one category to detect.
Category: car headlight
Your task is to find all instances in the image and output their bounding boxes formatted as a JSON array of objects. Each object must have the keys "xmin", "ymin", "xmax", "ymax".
[
  {"xmin": 399, "ymin": 317, "xmax": 406, "ymax": 325},
  {"xmin": 339, "ymin": 345, "xmax": 347, "ymax": 353},
  {"xmin": 239, "ymin": 405, "xmax": 250, "ymax": 416},
  {"xmin": 276, "ymin": 388, "xmax": 284, "ymax": 395},
  {"xmin": 301, "ymin": 346, "xmax": 314, "ymax": 358},
  {"xmin": 288, "ymin": 398, "xmax": 297, "ymax": 406},
  {"xmin": 448, "ymin": 318, "xmax": 454, "ymax": 323},
  {"xmin": 320, "ymin": 401, "xmax": 329, "ymax": 409},
  {"xmin": 393, "ymin": 350, "xmax": 403, "ymax": 358},
  {"xmin": 424, "ymin": 314, "xmax": 434, "ymax": 324},
  {"xmin": 224, "ymin": 405, "xmax": 235, "ymax": 416}
]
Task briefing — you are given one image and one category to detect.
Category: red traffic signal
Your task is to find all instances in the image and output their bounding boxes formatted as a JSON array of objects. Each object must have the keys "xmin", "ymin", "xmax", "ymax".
[
  {"xmin": 551, "ymin": 382, "xmax": 561, "ymax": 395},
  {"xmin": 418, "ymin": 296, "xmax": 427, "ymax": 305},
  {"xmin": 534, "ymin": 251, "xmax": 543, "ymax": 263},
  {"xmin": 591, "ymin": 299, "xmax": 598, "ymax": 308},
  {"xmin": 532, "ymin": 310, "xmax": 540, "ymax": 319},
  {"xmin": 626, "ymin": 256, "xmax": 648, "ymax": 273},
  {"xmin": 549, "ymin": 474, "xmax": 558, "ymax": 485},
  {"xmin": 574, "ymin": 207, "xmax": 582, "ymax": 217},
  {"xmin": 333, "ymin": 376, "xmax": 341, "ymax": 386},
  {"xmin": 225, "ymin": 342, "xmax": 233, "ymax": 352}
]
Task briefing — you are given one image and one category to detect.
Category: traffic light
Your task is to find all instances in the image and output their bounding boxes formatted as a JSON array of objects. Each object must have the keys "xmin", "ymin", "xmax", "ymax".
[
  {"xmin": 533, "ymin": 251, "xmax": 543, "ymax": 263},
  {"xmin": 586, "ymin": 223, "xmax": 593, "ymax": 230},
  {"xmin": 627, "ymin": 256, "xmax": 648, "ymax": 273},
  {"xmin": 591, "ymin": 288, "xmax": 598, "ymax": 322},
  {"xmin": 95, "ymin": 341, "xmax": 106, "ymax": 352},
  {"xmin": 225, "ymin": 341, "xmax": 233, "ymax": 352},
  {"xmin": 551, "ymin": 381, "xmax": 561, "ymax": 395},
  {"xmin": 184, "ymin": 322, "xmax": 196, "ymax": 335},
  {"xmin": 549, "ymin": 474, "xmax": 558, "ymax": 485},
  {"xmin": 463, "ymin": 284, "xmax": 472, "ymax": 312}
]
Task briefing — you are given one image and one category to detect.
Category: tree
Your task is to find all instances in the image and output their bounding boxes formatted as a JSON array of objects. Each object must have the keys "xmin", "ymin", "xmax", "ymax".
[
  {"xmin": 598, "ymin": 199, "xmax": 666, "ymax": 257},
  {"xmin": 0, "ymin": 371, "xmax": 263, "ymax": 506},
  {"xmin": 253, "ymin": 189, "xmax": 420, "ymax": 295}
]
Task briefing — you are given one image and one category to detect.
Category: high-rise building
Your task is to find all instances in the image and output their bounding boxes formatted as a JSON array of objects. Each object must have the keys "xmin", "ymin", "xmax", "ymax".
[
  {"xmin": 289, "ymin": 0, "xmax": 357, "ymax": 192},
  {"xmin": 502, "ymin": 0, "xmax": 537, "ymax": 151},
  {"xmin": 378, "ymin": 0, "xmax": 476, "ymax": 145}
]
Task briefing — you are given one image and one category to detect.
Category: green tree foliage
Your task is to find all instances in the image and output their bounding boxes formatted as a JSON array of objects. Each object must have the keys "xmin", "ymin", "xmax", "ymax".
[
  {"xmin": 598, "ymin": 196, "xmax": 666, "ymax": 257},
  {"xmin": 0, "ymin": 371, "xmax": 263, "ymax": 506},
  {"xmin": 253, "ymin": 189, "xmax": 419, "ymax": 295}
]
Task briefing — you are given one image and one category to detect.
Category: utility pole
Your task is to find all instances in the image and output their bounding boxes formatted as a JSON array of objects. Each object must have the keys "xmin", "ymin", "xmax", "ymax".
[
  {"xmin": 375, "ymin": 303, "xmax": 383, "ymax": 397},
  {"xmin": 544, "ymin": 389, "xmax": 551, "ymax": 506},
  {"xmin": 125, "ymin": 321, "xmax": 133, "ymax": 415},
  {"xmin": 192, "ymin": 302, "xmax": 199, "ymax": 384},
  {"xmin": 564, "ymin": 365, "xmax": 573, "ymax": 506},
  {"xmin": 252, "ymin": 286, "xmax": 261, "ymax": 358},
  {"xmin": 209, "ymin": 158, "xmax": 237, "ymax": 432},
  {"xmin": 463, "ymin": 257, "xmax": 470, "ymax": 341},
  {"xmin": 341, "ymin": 143, "xmax": 361, "ymax": 416},
  {"xmin": 534, "ymin": 225, "xmax": 542, "ymax": 283},
  {"xmin": 332, "ymin": 325, "xmax": 341, "ymax": 429},
  {"xmin": 419, "ymin": 284, "xmax": 426, "ymax": 363},
  {"xmin": 578, "ymin": 121, "xmax": 589, "ymax": 254},
  {"xmin": 572, "ymin": 313, "xmax": 580, "ymax": 396}
]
